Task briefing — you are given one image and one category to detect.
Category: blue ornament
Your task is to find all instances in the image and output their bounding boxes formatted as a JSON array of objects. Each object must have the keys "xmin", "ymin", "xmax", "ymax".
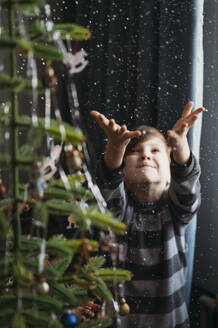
[{"xmin": 61, "ymin": 312, "xmax": 77, "ymax": 327}]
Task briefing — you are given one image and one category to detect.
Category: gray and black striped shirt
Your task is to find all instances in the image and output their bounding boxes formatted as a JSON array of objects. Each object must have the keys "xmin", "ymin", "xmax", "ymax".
[{"xmin": 96, "ymin": 152, "xmax": 201, "ymax": 328}]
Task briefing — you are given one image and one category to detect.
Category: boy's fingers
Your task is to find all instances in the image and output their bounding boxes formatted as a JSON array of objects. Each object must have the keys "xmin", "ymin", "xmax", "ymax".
[
  {"xmin": 90, "ymin": 111, "xmax": 111, "ymax": 131},
  {"xmin": 90, "ymin": 110, "xmax": 110, "ymax": 125},
  {"xmin": 188, "ymin": 115, "xmax": 198, "ymax": 126},
  {"xmin": 185, "ymin": 107, "xmax": 204, "ymax": 126},
  {"xmin": 109, "ymin": 118, "xmax": 115, "ymax": 126},
  {"xmin": 167, "ymin": 129, "xmax": 179, "ymax": 142},
  {"xmin": 118, "ymin": 125, "xmax": 127, "ymax": 134},
  {"xmin": 183, "ymin": 106, "xmax": 205, "ymax": 124},
  {"xmin": 90, "ymin": 110, "xmax": 100, "ymax": 118},
  {"xmin": 181, "ymin": 101, "xmax": 194, "ymax": 118},
  {"xmin": 126, "ymin": 130, "xmax": 141, "ymax": 139},
  {"xmin": 189, "ymin": 107, "xmax": 205, "ymax": 118}
]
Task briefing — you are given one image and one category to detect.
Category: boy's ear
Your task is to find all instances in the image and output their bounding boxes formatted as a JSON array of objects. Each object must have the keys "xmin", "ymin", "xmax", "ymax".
[{"xmin": 166, "ymin": 171, "xmax": 171, "ymax": 186}]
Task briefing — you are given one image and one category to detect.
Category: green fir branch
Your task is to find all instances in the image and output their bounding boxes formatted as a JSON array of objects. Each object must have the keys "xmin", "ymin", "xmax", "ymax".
[
  {"xmin": 23, "ymin": 294, "xmax": 63, "ymax": 311},
  {"xmin": 33, "ymin": 43, "xmax": 63, "ymax": 61},
  {"xmin": 16, "ymin": 115, "xmax": 85, "ymax": 145},
  {"xmin": 44, "ymin": 186, "xmax": 75, "ymax": 201},
  {"xmin": 48, "ymin": 281, "xmax": 77, "ymax": 306},
  {"xmin": 95, "ymin": 268, "xmax": 132, "ymax": 285},
  {"xmin": 0, "ymin": 309, "xmax": 14, "ymax": 328},
  {"xmin": 78, "ymin": 317, "xmax": 113, "ymax": 328},
  {"xmin": 53, "ymin": 253, "xmax": 72, "ymax": 275},
  {"xmin": 47, "ymin": 236, "xmax": 99, "ymax": 254},
  {"xmin": 0, "ymin": 211, "xmax": 9, "ymax": 239},
  {"xmin": 0, "ymin": 0, "xmax": 44, "ymax": 7},
  {"xmin": 0, "ymin": 154, "xmax": 11, "ymax": 167},
  {"xmin": 0, "ymin": 294, "xmax": 63, "ymax": 312},
  {"xmin": 71, "ymin": 205, "xmax": 127, "ymax": 235},
  {"xmin": 83, "ymin": 256, "xmax": 106, "ymax": 273},
  {"xmin": 0, "ymin": 36, "xmax": 63, "ymax": 61},
  {"xmin": 29, "ymin": 21, "xmax": 91, "ymax": 42},
  {"xmin": 22, "ymin": 309, "xmax": 62, "ymax": 328},
  {"xmin": 47, "ymin": 182, "xmax": 94, "ymax": 201},
  {"xmin": 49, "ymin": 173, "xmax": 86, "ymax": 187},
  {"xmin": 53, "ymin": 23, "xmax": 91, "ymax": 40},
  {"xmin": 46, "ymin": 199, "xmax": 75, "ymax": 215}
]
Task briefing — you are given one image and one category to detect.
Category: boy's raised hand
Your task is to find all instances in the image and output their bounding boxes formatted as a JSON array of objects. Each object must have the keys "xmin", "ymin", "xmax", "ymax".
[
  {"xmin": 167, "ymin": 101, "xmax": 206, "ymax": 165},
  {"xmin": 90, "ymin": 110, "xmax": 141, "ymax": 170},
  {"xmin": 90, "ymin": 110, "xmax": 141, "ymax": 147}
]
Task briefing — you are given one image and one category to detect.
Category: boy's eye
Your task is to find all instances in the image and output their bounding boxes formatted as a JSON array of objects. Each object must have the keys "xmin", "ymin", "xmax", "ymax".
[{"xmin": 152, "ymin": 148, "xmax": 160, "ymax": 153}]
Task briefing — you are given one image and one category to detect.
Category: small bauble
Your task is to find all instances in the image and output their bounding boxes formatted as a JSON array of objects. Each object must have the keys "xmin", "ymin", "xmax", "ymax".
[
  {"xmin": 65, "ymin": 149, "xmax": 83, "ymax": 172},
  {"xmin": 37, "ymin": 281, "xmax": 50, "ymax": 295},
  {"xmin": 61, "ymin": 311, "xmax": 78, "ymax": 327},
  {"xmin": 42, "ymin": 73, "xmax": 57, "ymax": 88},
  {"xmin": 119, "ymin": 298, "xmax": 130, "ymax": 316},
  {"xmin": 0, "ymin": 182, "xmax": 6, "ymax": 198}
]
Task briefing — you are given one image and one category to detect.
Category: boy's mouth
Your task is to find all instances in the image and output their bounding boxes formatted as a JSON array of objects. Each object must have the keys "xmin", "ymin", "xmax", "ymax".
[{"xmin": 138, "ymin": 163, "xmax": 156, "ymax": 169}]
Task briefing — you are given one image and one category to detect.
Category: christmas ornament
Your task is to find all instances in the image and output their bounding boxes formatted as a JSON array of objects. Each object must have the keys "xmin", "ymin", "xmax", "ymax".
[
  {"xmin": 99, "ymin": 232, "xmax": 125, "ymax": 262},
  {"xmin": 36, "ymin": 278, "xmax": 50, "ymax": 295},
  {"xmin": 41, "ymin": 145, "xmax": 62, "ymax": 181},
  {"xmin": 29, "ymin": 162, "xmax": 46, "ymax": 200},
  {"xmin": 61, "ymin": 311, "xmax": 78, "ymax": 327},
  {"xmin": 42, "ymin": 61, "xmax": 57, "ymax": 88},
  {"xmin": 74, "ymin": 239, "xmax": 93, "ymax": 272},
  {"xmin": 64, "ymin": 145, "xmax": 84, "ymax": 172},
  {"xmin": 63, "ymin": 49, "xmax": 88, "ymax": 75},
  {"xmin": 66, "ymin": 214, "xmax": 78, "ymax": 230},
  {"xmin": 0, "ymin": 179, "xmax": 6, "ymax": 198},
  {"xmin": 119, "ymin": 298, "xmax": 130, "ymax": 316},
  {"xmin": 73, "ymin": 300, "xmax": 101, "ymax": 321}
]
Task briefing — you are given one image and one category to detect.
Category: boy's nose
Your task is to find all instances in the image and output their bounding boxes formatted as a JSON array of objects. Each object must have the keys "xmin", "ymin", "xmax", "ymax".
[{"xmin": 141, "ymin": 154, "xmax": 151, "ymax": 160}]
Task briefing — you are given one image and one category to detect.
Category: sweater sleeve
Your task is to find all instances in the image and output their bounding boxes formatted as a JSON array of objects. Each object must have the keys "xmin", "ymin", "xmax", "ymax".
[
  {"xmin": 168, "ymin": 152, "xmax": 201, "ymax": 224},
  {"xmin": 95, "ymin": 156, "xmax": 127, "ymax": 220}
]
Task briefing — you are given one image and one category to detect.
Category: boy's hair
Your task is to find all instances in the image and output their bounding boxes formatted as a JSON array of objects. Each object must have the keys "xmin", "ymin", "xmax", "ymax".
[{"xmin": 125, "ymin": 125, "xmax": 171, "ymax": 157}]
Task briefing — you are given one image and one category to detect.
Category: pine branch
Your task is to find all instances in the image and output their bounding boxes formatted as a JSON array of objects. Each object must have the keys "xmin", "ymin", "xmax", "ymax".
[
  {"xmin": 0, "ymin": 294, "xmax": 63, "ymax": 312},
  {"xmin": 0, "ymin": 36, "xmax": 63, "ymax": 61},
  {"xmin": 53, "ymin": 24, "xmax": 91, "ymax": 40},
  {"xmin": 53, "ymin": 254, "xmax": 72, "ymax": 275},
  {"xmin": 47, "ymin": 237, "xmax": 99, "ymax": 254},
  {"xmin": 48, "ymin": 281, "xmax": 77, "ymax": 306},
  {"xmin": 71, "ymin": 205, "xmax": 127, "ymax": 235},
  {"xmin": 29, "ymin": 21, "xmax": 91, "ymax": 41},
  {"xmin": 46, "ymin": 181, "xmax": 94, "ymax": 201},
  {"xmin": 0, "ymin": 210, "xmax": 8, "ymax": 239},
  {"xmin": 21, "ymin": 309, "xmax": 62, "ymax": 328},
  {"xmin": 0, "ymin": 309, "xmax": 14, "ymax": 328},
  {"xmin": 46, "ymin": 199, "xmax": 75, "ymax": 215},
  {"xmin": 95, "ymin": 268, "xmax": 131, "ymax": 285},
  {"xmin": 49, "ymin": 174, "xmax": 86, "ymax": 187},
  {"xmin": 78, "ymin": 317, "xmax": 113, "ymax": 328},
  {"xmin": 0, "ymin": 0, "xmax": 44, "ymax": 6},
  {"xmin": 84, "ymin": 256, "xmax": 106, "ymax": 272}
]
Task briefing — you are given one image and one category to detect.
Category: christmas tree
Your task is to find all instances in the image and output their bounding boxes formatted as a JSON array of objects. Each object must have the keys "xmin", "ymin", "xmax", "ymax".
[{"xmin": 0, "ymin": 0, "xmax": 131, "ymax": 327}]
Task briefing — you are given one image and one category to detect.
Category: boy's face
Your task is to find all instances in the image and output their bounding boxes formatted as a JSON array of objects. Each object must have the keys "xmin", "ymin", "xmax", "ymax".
[{"xmin": 124, "ymin": 136, "xmax": 170, "ymax": 188}]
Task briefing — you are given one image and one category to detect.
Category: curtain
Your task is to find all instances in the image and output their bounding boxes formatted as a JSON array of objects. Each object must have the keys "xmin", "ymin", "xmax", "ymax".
[{"xmin": 64, "ymin": 0, "xmax": 204, "ymax": 307}]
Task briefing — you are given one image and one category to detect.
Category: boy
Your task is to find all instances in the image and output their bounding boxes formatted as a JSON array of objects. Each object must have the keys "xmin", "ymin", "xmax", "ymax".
[{"xmin": 91, "ymin": 101, "xmax": 204, "ymax": 328}]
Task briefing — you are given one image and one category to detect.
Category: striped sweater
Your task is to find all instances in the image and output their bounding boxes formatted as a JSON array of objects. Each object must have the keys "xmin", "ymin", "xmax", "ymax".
[{"xmin": 96, "ymin": 152, "xmax": 201, "ymax": 328}]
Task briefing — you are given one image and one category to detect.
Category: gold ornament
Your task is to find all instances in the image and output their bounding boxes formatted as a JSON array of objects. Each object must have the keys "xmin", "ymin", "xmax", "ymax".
[
  {"xmin": 119, "ymin": 298, "xmax": 130, "ymax": 316},
  {"xmin": 37, "ymin": 279, "xmax": 50, "ymax": 295},
  {"xmin": 67, "ymin": 214, "xmax": 78, "ymax": 230},
  {"xmin": 64, "ymin": 146, "xmax": 84, "ymax": 172}
]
